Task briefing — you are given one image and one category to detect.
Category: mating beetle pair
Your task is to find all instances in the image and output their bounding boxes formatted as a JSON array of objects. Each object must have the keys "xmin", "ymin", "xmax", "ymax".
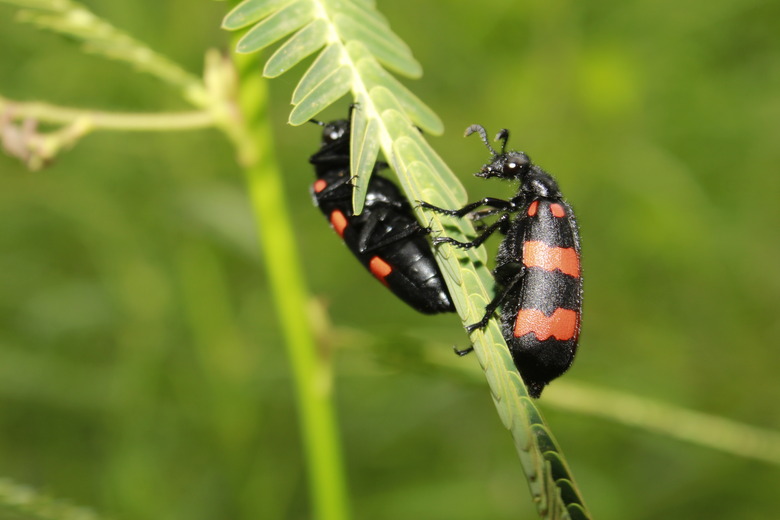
[{"xmin": 310, "ymin": 117, "xmax": 582, "ymax": 398}]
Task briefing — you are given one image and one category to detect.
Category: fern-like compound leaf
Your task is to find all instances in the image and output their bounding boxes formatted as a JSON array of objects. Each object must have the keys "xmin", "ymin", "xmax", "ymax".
[{"xmin": 223, "ymin": 0, "xmax": 438, "ymax": 214}]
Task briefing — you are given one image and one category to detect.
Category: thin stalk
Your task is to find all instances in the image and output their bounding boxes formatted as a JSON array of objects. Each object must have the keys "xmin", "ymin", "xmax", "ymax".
[
  {"xmin": 0, "ymin": 0, "xmax": 206, "ymax": 103},
  {"xmin": 545, "ymin": 381, "xmax": 780, "ymax": 466},
  {"xmin": 231, "ymin": 54, "xmax": 351, "ymax": 520},
  {"xmin": 0, "ymin": 96, "xmax": 214, "ymax": 131}
]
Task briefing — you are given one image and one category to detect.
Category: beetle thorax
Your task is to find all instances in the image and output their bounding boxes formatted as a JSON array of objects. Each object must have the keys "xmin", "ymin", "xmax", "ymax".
[{"xmin": 522, "ymin": 167, "xmax": 561, "ymax": 199}]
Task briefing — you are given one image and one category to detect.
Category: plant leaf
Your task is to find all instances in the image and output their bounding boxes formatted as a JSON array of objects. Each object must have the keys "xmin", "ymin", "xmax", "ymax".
[
  {"xmin": 332, "ymin": 12, "xmax": 420, "ymax": 78},
  {"xmin": 288, "ymin": 65, "xmax": 352, "ymax": 124},
  {"xmin": 236, "ymin": 1, "xmax": 316, "ymax": 54},
  {"xmin": 263, "ymin": 18, "xmax": 328, "ymax": 77},
  {"xmin": 348, "ymin": 99, "xmax": 381, "ymax": 214},
  {"xmin": 348, "ymin": 41, "xmax": 442, "ymax": 135},
  {"xmin": 291, "ymin": 43, "xmax": 342, "ymax": 104},
  {"xmin": 222, "ymin": 0, "xmax": 293, "ymax": 30},
  {"xmin": 224, "ymin": 0, "xmax": 439, "ymax": 213},
  {"xmin": 223, "ymin": 0, "xmax": 433, "ymax": 134}
]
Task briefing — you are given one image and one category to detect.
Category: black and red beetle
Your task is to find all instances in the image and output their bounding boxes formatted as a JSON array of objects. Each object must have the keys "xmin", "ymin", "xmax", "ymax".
[
  {"xmin": 420, "ymin": 125, "xmax": 582, "ymax": 397},
  {"xmin": 309, "ymin": 116, "xmax": 454, "ymax": 314}
]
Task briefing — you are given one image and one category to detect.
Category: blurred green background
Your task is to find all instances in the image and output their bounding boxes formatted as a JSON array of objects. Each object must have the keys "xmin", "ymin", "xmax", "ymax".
[{"xmin": 1, "ymin": 0, "xmax": 780, "ymax": 519}]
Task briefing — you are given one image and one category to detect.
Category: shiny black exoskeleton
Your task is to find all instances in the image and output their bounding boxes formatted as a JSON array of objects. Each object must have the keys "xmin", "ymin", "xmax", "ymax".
[
  {"xmin": 421, "ymin": 125, "xmax": 582, "ymax": 397},
  {"xmin": 310, "ymin": 117, "xmax": 454, "ymax": 314}
]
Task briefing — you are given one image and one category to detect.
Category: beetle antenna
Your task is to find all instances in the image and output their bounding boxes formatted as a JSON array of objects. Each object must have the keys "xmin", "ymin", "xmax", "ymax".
[
  {"xmin": 494, "ymin": 129, "xmax": 510, "ymax": 154},
  {"xmin": 309, "ymin": 119, "xmax": 324, "ymax": 127},
  {"xmin": 464, "ymin": 124, "xmax": 498, "ymax": 156}
]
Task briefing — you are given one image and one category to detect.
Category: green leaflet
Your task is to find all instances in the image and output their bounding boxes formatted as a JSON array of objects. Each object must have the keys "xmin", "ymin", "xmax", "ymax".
[
  {"xmin": 292, "ymin": 43, "xmax": 342, "ymax": 104},
  {"xmin": 289, "ymin": 66, "xmax": 352, "ymax": 124},
  {"xmin": 348, "ymin": 102, "xmax": 380, "ymax": 214},
  {"xmin": 350, "ymin": 41, "xmax": 442, "ymax": 135},
  {"xmin": 222, "ymin": 0, "xmax": 293, "ymax": 30},
  {"xmin": 264, "ymin": 18, "xmax": 328, "ymax": 77},
  {"xmin": 333, "ymin": 12, "xmax": 420, "ymax": 78},
  {"xmin": 236, "ymin": 1, "xmax": 316, "ymax": 54}
]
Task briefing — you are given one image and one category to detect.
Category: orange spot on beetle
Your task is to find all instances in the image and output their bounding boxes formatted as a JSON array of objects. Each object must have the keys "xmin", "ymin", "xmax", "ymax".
[
  {"xmin": 330, "ymin": 210, "xmax": 348, "ymax": 237},
  {"xmin": 527, "ymin": 200, "xmax": 539, "ymax": 217},
  {"xmin": 523, "ymin": 241, "xmax": 580, "ymax": 278},
  {"xmin": 550, "ymin": 203, "xmax": 566, "ymax": 218},
  {"xmin": 313, "ymin": 179, "xmax": 328, "ymax": 193},
  {"xmin": 369, "ymin": 256, "xmax": 393, "ymax": 286},
  {"xmin": 514, "ymin": 308, "xmax": 579, "ymax": 341}
]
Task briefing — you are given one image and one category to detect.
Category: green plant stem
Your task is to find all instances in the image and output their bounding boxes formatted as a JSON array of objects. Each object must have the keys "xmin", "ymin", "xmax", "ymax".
[
  {"xmin": 545, "ymin": 381, "xmax": 780, "ymax": 466},
  {"xmin": 0, "ymin": 96, "xmax": 214, "ymax": 131},
  {"xmin": 430, "ymin": 343, "xmax": 780, "ymax": 466},
  {"xmin": 231, "ymin": 55, "xmax": 350, "ymax": 520},
  {"xmin": 0, "ymin": 0, "xmax": 206, "ymax": 103}
]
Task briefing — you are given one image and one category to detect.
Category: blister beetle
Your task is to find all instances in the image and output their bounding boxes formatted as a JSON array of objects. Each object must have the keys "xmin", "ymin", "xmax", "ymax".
[
  {"xmin": 420, "ymin": 125, "xmax": 582, "ymax": 396},
  {"xmin": 310, "ymin": 116, "xmax": 454, "ymax": 314}
]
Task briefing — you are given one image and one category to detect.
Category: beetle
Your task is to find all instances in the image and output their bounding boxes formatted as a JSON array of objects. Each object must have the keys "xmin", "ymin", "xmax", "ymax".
[
  {"xmin": 309, "ymin": 116, "xmax": 455, "ymax": 314},
  {"xmin": 420, "ymin": 124, "xmax": 582, "ymax": 397}
]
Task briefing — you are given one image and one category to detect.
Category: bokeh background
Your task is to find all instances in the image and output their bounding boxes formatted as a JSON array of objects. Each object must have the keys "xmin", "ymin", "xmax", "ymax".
[{"xmin": 2, "ymin": 0, "xmax": 779, "ymax": 519}]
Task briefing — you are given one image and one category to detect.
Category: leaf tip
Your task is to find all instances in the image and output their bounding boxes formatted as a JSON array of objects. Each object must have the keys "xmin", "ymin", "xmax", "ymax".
[
  {"xmin": 221, "ymin": 13, "xmax": 243, "ymax": 31},
  {"xmin": 404, "ymin": 61, "xmax": 423, "ymax": 80}
]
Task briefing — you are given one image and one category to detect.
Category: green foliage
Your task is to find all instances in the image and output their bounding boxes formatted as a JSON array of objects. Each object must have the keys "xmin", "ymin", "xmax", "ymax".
[{"xmin": 1, "ymin": 0, "xmax": 780, "ymax": 519}]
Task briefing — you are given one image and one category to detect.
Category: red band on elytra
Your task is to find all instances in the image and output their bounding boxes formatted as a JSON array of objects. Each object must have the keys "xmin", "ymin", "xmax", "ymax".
[
  {"xmin": 523, "ymin": 241, "xmax": 580, "ymax": 278},
  {"xmin": 514, "ymin": 308, "xmax": 579, "ymax": 341}
]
